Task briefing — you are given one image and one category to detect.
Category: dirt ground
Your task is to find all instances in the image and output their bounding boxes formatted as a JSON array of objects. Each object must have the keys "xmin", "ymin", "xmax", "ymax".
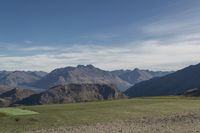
[{"xmin": 28, "ymin": 112, "xmax": 200, "ymax": 133}]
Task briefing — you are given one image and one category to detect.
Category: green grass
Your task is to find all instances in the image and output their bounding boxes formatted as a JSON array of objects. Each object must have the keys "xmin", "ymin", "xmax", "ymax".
[
  {"xmin": 1, "ymin": 96, "xmax": 200, "ymax": 133},
  {"xmin": 0, "ymin": 108, "xmax": 39, "ymax": 116}
]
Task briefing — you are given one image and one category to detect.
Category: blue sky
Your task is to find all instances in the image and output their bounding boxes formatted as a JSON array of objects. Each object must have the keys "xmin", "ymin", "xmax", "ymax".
[{"xmin": 0, "ymin": 0, "xmax": 200, "ymax": 71}]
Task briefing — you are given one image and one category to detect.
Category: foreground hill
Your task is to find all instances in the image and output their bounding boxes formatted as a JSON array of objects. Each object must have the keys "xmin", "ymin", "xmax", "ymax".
[
  {"xmin": 0, "ymin": 71, "xmax": 47, "ymax": 88},
  {"xmin": 17, "ymin": 84, "xmax": 125, "ymax": 105},
  {"xmin": 0, "ymin": 88, "xmax": 35, "ymax": 106},
  {"xmin": 33, "ymin": 65, "xmax": 131, "ymax": 91},
  {"xmin": 112, "ymin": 68, "xmax": 171, "ymax": 85},
  {"xmin": 125, "ymin": 63, "xmax": 200, "ymax": 97}
]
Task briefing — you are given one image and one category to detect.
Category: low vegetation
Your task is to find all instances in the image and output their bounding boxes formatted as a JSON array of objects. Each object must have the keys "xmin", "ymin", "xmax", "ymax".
[
  {"xmin": 0, "ymin": 108, "xmax": 39, "ymax": 116},
  {"xmin": 0, "ymin": 96, "xmax": 200, "ymax": 133}
]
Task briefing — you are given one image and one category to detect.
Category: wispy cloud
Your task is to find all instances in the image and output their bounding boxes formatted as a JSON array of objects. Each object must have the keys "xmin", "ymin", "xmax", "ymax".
[
  {"xmin": 18, "ymin": 46, "xmax": 57, "ymax": 52},
  {"xmin": 142, "ymin": 7, "xmax": 200, "ymax": 37},
  {"xmin": 1, "ymin": 4, "xmax": 200, "ymax": 72},
  {"xmin": 0, "ymin": 36, "xmax": 200, "ymax": 72}
]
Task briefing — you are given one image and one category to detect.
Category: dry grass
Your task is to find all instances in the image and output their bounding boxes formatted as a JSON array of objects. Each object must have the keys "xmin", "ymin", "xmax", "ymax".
[
  {"xmin": 1, "ymin": 96, "xmax": 200, "ymax": 133},
  {"xmin": 28, "ymin": 112, "xmax": 200, "ymax": 133},
  {"xmin": 0, "ymin": 112, "xmax": 6, "ymax": 117}
]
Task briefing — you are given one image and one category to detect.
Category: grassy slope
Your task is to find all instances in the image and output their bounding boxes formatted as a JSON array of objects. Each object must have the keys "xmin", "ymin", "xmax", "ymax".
[{"xmin": 1, "ymin": 96, "xmax": 200, "ymax": 133}]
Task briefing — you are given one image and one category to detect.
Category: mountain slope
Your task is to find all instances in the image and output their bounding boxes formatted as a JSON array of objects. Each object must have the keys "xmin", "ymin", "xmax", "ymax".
[
  {"xmin": 0, "ymin": 71, "xmax": 11, "ymax": 79},
  {"xmin": 0, "ymin": 85, "xmax": 11, "ymax": 94},
  {"xmin": 111, "ymin": 69, "xmax": 171, "ymax": 85},
  {"xmin": 17, "ymin": 84, "xmax": 125, "ymax": 105},
  {"xmin": 125, "ymin": 63, "xmax": 200, "ymax": 97},
  {"xmin": 33, "ymin": 65, "xmax": 131, "ymax": 91},
  {"xmin": 0, "ymin": 88, "xmax": 35, "ymax": 106},
  {"xmin": 0, "ymin": 71, "xmax": 47, "ymax": 88}
]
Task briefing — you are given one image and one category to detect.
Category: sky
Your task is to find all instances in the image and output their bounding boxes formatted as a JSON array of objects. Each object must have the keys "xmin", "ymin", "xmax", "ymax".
[{"xmin": 0, "ymin": 0, "xmax": 200, "ymax": 72}]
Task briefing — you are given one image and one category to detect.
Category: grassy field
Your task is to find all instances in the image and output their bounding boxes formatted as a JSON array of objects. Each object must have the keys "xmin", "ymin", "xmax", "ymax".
[{"xmin": 1, "ymin": 96, "xmax": 200, "ymax": 133}]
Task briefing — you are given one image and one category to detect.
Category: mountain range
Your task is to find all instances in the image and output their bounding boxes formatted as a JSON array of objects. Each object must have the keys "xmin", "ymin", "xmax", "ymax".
[
  {"xmin": 111, "ymin": 68, "xmax": 171, "ymax": 85},
  {"xmin": 125, "ymin": 63, "xmax": 200, "ymax": 97},
  {"xmin": 0, "ymin": 63, "xmax": 200, "ymax": 106},
  {"xmin": 0, "ymin": 65, "xmax": 170, "ymax": 92},
  {"xmin": 31, "ymin": 65, "xmax": 131, "ymax": 91}
]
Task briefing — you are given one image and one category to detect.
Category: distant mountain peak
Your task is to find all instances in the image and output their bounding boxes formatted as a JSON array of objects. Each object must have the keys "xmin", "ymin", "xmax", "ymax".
[
  {"xmin": 111, "ymin": 68, "xmax": 171, "ymax": 85},
  {"xmin": 76, "ymin": 64, "xmax": 95, "ymax": 69},
  {"xmin": 133, "ymin": 68, "xmax": 140, "ymax": 71},
  {"xmin": 86, "ymin": 64, "xmax": 95, "ymax": 68},
  {"xmin": 32, "ymin": 65, "xmax": 131, "ymax": 91}
]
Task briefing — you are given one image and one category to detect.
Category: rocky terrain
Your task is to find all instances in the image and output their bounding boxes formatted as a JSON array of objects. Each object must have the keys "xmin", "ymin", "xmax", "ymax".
[
  {"xmin": 28, "ymin": 112, "xmax": 200, "ymax": 133},
  {"xmin": 0, "ymin": 85, "xmax": 11, "ymax": 94},
  {"xmin": 17, "ymin": 84, "xmax": 125, "ymax": 105}
]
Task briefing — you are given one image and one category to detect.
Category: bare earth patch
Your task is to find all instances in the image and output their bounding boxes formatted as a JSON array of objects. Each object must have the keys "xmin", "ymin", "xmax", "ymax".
[{"xmin": 28, "ymin": 112, "xmax": 200, "ymax": 133}]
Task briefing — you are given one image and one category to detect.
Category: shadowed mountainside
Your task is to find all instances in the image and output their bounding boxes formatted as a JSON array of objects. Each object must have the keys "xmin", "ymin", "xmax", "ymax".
[
  {"xmin": 125, "ymin": 63, "xmax": 200, "ymax": 97},
  {"xmin": 0, "ymin": 88, "xmax": 35, "ymax": 107}
]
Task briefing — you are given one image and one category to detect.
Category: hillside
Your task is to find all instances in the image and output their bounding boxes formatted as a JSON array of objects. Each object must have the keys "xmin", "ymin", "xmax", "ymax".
[
  {"xmin": 32, "ymin": 65, "xmax": 131, "ymax": 91},
  {"xmin": 17, "ymin": 84, "xmax": 125, "ymax": 105},
  {"xmin": 0, "ymin": 88, "xmax": 35, "ymax": 106},
  {"xmin": 125, "ymin": 63, "xmax": 200, "ymax": 97}
]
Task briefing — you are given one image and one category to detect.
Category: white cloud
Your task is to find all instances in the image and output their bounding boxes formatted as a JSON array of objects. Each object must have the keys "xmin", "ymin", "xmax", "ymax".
[
  {"xmin": 1, "ymin": 7, "xmax": 200, "ymax": 72},
  {"xmin": 0, "ymin": 36, "xmax": 200, "ymax": 72}
]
